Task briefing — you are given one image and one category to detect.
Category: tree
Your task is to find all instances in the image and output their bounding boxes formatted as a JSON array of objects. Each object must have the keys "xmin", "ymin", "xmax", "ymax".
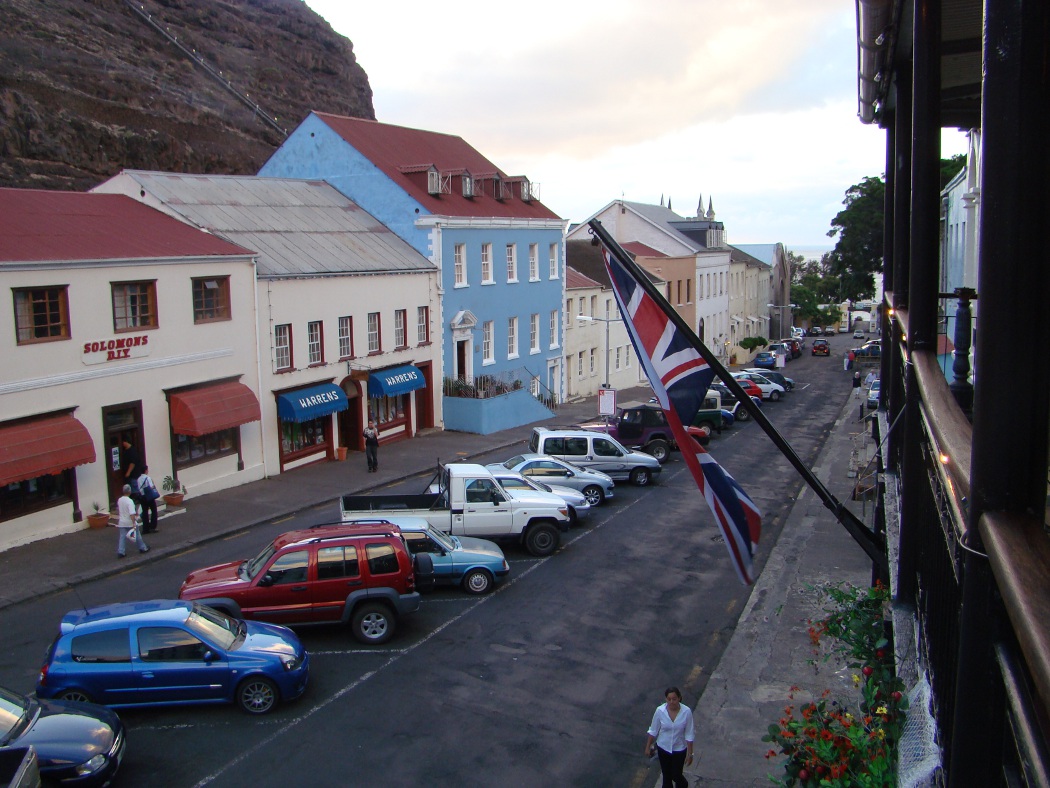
[{"xmin": 826, "ymin": 176, "xmax": 885, "ymax": 303}]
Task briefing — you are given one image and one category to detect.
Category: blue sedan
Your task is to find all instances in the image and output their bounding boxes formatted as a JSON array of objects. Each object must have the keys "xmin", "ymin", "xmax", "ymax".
[{"xmin": 36, "ymin": 600, "xmax": 309, "ymax": 714}]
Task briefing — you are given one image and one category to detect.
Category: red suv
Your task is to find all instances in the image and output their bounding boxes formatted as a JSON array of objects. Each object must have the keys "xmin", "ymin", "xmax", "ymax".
[{"xmin": 178, "ymin": 523, "xmax": 433, "ymax": 645}]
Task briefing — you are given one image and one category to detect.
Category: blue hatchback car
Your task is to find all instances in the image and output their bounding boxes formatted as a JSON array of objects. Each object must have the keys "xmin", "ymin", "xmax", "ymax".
[
  {"xmin": 753, "ymin": 351, "xmax": 777, "ymax": 369},
  {"xmin": 36, "ymin": 600, "xmax": 309, "ymax": 715}
]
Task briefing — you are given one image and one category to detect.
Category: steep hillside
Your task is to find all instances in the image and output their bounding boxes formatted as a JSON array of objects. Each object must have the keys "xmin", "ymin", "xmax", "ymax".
[{"xmin": 0, "ymin": 0, "xmax": 374, "ymax": 191}]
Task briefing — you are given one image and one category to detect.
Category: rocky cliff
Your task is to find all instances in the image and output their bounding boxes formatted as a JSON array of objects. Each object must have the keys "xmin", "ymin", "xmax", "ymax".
[{"xmin": 0, "ymin": 0, "xmax": 374, "ymax": 191}]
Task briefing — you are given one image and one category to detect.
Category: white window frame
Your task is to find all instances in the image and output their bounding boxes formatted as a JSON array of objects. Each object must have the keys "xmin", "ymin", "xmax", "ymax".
[
  {"xmin": 589, "ymin": 348, "xmax": 596, "ymax": 375},
  {"xmin": 549, "ymin": 310, "xmax": 559, "ymax": 349},
  {"xmin": 394, "ymin": 309, "xmax": 406, "ymax": 349},
  {"xmin": 482, "ymin": 320, "xmax": 494, "ymax": 364},
  {"xmin": 338, "ymin": 316, "xmax": 353, "ymax": 359},
  {"xmin": 454, "ymin": 244, "xmax": 467, "ymax": 287},
  {"xmin": 307, "ymin": 320, "xmax": 322, "ymax": 365},
  {"xmin": 416, "ymin": 306, "xmax": 429, "ymax": 344},
  {"xmin": 275, "ymin": 324, "xmax": 291, "ymax": 371},
  {"xmin": 507, "ymin": 316, "xmax": 518, "ymax": 359},
  {"xmin": 549, "ymin": 243, "xmax": 559, "ymax": 279},
  {"xmin": 367, "ymin": 312, "xmax": 380, "ymax": 353},
  {"xmin": 506, "ymin": 243, "xmax": 517, "ymax": 282},
  {"xmin": 528, "ymin": 244, "xmax": 539, "ymax": 281},
  {"xmin": 529, "ymin": 313, "xmax": 539, "ymax": 354},
  {"xmin": 481, "ymin": 244, "xmax": 493, "ymax": 284},
  {"xmin": 577, "ymin": 352, "xmax": 584, "ymax": 377}
]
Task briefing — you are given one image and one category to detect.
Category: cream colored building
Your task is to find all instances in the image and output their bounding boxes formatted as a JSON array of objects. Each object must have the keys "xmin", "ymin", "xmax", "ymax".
[{"xmin": 0, "ymin": 189, "xmax": 263, "ymax": 550}]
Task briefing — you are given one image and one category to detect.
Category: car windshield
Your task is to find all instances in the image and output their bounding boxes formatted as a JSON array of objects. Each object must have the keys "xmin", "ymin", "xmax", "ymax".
[
  {"xmin": 424, "ymin": 525, "xmax": 456, "ymax": 551},
  {"xmin": 186, "ymin": 603, "xmax": 242, "ymax": 649},
  {"xmin": 502, "ymin": 455, "xmax": 526, "ymax": 469},
  {"xmin": 0, "ymin": 686, "xmax": 29, "ymax": 738},
  {"xmin": 245, "ymin": 542, "xmax": 278, "ymax": 580}
]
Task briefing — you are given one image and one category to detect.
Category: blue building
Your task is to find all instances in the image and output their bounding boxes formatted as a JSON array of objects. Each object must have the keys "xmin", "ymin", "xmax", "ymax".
[{"xmin": 260, "ymin": 112, "xmax": 565, "ymax": 433}]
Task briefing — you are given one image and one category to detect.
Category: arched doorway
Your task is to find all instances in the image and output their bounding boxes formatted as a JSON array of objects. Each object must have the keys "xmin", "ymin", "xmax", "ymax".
[{"xmin": 337, "ymin": 377, "xmax": 363, "ymax": 451}]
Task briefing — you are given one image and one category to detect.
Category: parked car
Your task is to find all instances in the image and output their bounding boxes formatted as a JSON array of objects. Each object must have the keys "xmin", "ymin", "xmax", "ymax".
[
  {"xmin": 37, "ymin": 600, "xmax": 310, "ymax": 715},
  {"xmin": 752, "ymin": 350, "xmax": 776, "ymax": 369},
  {"xmin": 867, "ymin": 379, "xmax": 881, "ymax": 409},
  {"xmin": 485, "ymin": 471, "xmax": 591, "ymax": 524},
  {"xmin": 720, "ymin": 377, "xmax": 763, "ymax": 401},
  {"xmin": 491, "ymin": 454, "xmax": 615, "ymax": 507},
  {"xmin": 528, "ymin": 428, "xmax": 662, "ymax": 486},
  {"xmin": 179, "ymin": 523, "xmax": 430, "ymax": 644},
  {"xmin": 853, "ymin": 328, "xmax": 865, "ymax": 339},
  {"xmin": 576, "ymin": 402, "xmax": 677, "ymax": 463},
  {"xmin": 812, "ymin": 338, "xmax": 830, "ymax": 356},
  {"xmin": 0, "ymin": 685, "xmax": 124, "ymax": 787},
  {"xmin": 767, "ymin": 342, "xmax": 792, "ymax": 362},
  {"xmin": 337, "ymin": 517, "xmax": 509, "ymax": 595},
  {"xmin": 810, "ymin": 326, "xmax": 823, "ymax": 336},
  {"xmin": 731, "ymin": 371, "xmax": 786, "ymax": 401},
  {"xmin": 707, "ymin": 383, "xmax": 761, "ymax": 423},
  {"xmin": 825, "ymin": 325, "xmax": 836, "ymax": 335},
  {"xmin": 780, "ymin": 338, "xmax": 802, "ymax": 358},
  {"xmin": 742, "ymin": 368, "xmax": 794, "ymax": 391},
  {"xmin": 838, "ymin": 325, "xmax": 850, "ymax": 333}
]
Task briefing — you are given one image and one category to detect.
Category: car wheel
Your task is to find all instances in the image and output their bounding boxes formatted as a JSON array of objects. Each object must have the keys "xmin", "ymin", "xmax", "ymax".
[
  {"xmin": 644, "ymin": 439, "xmax": 670, "ymax": 463},
  {"xmin": 351, "ymin": 602, "xmax": 396, "ymax": 645},
  {"xmin": 524, "ymin": 522, "xmax": 560, "ymax": 557},
  {"xmin": 58, "ymin": 688, "xmax": 93, "ymax": 704},
  {"xmin": 462, "ymin": 568, "xmax": 494, "ymax": 595},
  {"xmin": 237, "ymin": 676, "xmax": 278, "ymax": 715},
  {"xmin": 629, "ymin": 467, "xmax": 652, "ymax": 486},
  {"xmin": 581, "ymin": 484, "xmax": 604, "ymax": 506},
  {"xmin": 735, "ymin": 407, "xmax": 751, "ymax": 422},
  {"xmin": 769, "ymin": 390, "xmax": 782, "ymax": 402},
  {"xmin": 567, "ymin": 506, "xmax": 579, "ymax": 526}
]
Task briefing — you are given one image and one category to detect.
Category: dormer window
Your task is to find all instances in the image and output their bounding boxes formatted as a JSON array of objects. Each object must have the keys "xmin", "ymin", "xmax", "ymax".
[
  {"xmin": 519, "ymin": 178, "xmax": 532, "ymax": 202},
  {"xmin": 493, "ymin": 176, "xmax": 508, "ymax": 201},
  {"xmin": 426, "ymin": 167, "xmax": 451, "ymax": 196},
  {"xmin": 462, "ymin": 173, "xmax": 474, "ymax": 198}
]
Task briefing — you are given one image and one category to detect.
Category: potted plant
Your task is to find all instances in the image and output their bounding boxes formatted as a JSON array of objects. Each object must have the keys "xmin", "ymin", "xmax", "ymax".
[
  {"xmin": 86, "ymin": 502, "xmax": 110, "ymax": 529},
  {"xmin": 161, "ymin": 475, "xmax": 186, "ymax": 506}
]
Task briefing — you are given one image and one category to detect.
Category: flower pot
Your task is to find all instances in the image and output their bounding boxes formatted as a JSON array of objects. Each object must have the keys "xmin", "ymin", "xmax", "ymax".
[
  {"xmin": 337, "ymin": 446, "xmax": 348, "ymax": 461},
  {"xmin": 163, "ymin": 493, "xmax": 185, "ymax": 507},
  {"xmin": 87, "ymin": 512, "xmax": 110, "ymax": 529}
]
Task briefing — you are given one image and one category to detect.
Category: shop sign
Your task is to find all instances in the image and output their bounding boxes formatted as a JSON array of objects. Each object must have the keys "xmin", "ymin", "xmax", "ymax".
[{"xmin": 82, "ymin": 334, "xmax": 151, "ymax": 365}]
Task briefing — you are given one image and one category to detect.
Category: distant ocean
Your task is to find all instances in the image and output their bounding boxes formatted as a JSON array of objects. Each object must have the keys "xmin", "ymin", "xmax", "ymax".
[{"xmin": 789, "ymin": 245, "xmax": 833, "ymax": 262}]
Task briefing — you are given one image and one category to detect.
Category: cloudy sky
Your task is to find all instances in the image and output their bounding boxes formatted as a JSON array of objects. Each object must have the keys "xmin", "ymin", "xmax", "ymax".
[{"xmin": 303, "ymin": 0, "xmax": 967, "ymax": 251}]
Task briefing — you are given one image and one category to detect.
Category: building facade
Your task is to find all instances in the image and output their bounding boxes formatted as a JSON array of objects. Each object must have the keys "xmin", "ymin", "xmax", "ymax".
[
  {"xmin": 258, "ymin": 112, "xmax": 566, "ymax": 433},
  {"xmin": 0, "ymin": 190, "xmax": 262, "ymax": 550},
  {"xmin": 93, "ymin": 172, "xmax": 441, "ymax": 472}
]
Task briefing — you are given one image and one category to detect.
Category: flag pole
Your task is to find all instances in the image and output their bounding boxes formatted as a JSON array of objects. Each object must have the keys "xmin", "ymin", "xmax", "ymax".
[{"xmin": 587, "ymin": 219, "xmax": 887, "ymax": 575}]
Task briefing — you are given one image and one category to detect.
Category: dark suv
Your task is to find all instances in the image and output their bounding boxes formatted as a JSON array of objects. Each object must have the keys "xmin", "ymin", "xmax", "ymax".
[
  {"xmin": 578, "ymin": 401, "xmax": 676, "ymax": 463},
  {"xmin": 178, "ymin": 523, "xmax": 433, "ymax": 644}
]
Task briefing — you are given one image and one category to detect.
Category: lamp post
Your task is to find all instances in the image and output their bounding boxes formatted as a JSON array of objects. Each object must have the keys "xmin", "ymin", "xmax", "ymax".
[
  {"xmin": 576, "ymin": 314, "xmax": 618, "ymax": 388},
  {"xmin": 766, "ymin": 303, "xmax": 798, "ymax": 339}
]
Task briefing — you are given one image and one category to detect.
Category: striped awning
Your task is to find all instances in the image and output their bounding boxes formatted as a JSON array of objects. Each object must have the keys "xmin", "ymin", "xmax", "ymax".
[
  {"xmin": 169, "ymin": 381, "xmax": 261, "ymax": 436},
  {"xmin": 0, "ymin": 414, "xmax": 95, "ymax": 486}
]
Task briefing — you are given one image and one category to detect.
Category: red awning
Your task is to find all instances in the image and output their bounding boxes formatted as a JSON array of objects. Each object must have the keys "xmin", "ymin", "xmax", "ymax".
[
  {"xmin": 0, "ymin": 414, "xmax": 96, "ymax": 486},
  {"xmin": 169, "ymin": 381, "xmax": 261, "ymax": 437}
]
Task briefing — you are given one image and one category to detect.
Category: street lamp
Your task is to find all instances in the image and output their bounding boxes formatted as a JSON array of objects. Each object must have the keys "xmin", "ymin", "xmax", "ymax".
[
  {"xmin": 766, "ymin": 303, "xmax": 798, "ymax": 339},
  {"xmin": 576, "ymin": 314, "xmax": 619, "ymax": 388}
]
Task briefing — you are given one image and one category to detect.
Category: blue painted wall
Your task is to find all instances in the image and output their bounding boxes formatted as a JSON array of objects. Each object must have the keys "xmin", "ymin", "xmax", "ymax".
[{"xmin": 443, "ymin": 388, "xmax": 555, "ymax": 435}]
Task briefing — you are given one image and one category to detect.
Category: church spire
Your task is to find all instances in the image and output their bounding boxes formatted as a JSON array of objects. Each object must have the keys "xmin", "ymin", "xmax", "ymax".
[
  {"xmin": 696, "ymin": 194, "xmax": 704, "ymax": 218},
  {"xmin": 706, "ymin": 197, "xmax": 715, "ymax": 220}
]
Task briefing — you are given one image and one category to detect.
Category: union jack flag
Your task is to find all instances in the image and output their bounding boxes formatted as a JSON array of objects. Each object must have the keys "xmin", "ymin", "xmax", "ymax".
[{"xmin": 595, "ymin": 229, "xmax": 762, "ymax": 584}]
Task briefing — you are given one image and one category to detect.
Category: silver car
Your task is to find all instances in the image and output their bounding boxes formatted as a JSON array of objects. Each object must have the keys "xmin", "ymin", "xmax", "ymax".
[
  {"xmin": 489, "ymin": 454, "xmax": 615, "ymax": 507},
  {"xmin": 489, "ymin": 470, "xmax": 592, "ymax": 525}
]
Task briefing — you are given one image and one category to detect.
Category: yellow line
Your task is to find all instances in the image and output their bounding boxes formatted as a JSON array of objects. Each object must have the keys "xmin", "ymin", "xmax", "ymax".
[{"xmin": 272, "ymin": 515, "xmax": 295, "ymax": 525}]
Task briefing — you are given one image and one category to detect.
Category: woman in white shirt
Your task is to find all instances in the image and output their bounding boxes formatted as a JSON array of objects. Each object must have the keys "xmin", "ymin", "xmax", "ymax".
[
  {"xmin": 116, "ymin": 484, "xmax": 149, "ymax": 558},
  {"xmin": 644, "ymin": 686, "xmax": 695, "ymax": 788}
]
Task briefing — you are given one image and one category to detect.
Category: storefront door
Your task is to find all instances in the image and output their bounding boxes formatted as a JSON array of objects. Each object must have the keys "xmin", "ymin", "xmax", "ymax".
[{"xmin": 102, "ymin": 403, "xmax": 144, "ymax": 508}]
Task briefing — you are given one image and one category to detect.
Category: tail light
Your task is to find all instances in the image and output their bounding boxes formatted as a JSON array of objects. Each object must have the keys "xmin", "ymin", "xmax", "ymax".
[{"xmin": 38, "ymin": 660, "xmax": 49, "ymax": 687}]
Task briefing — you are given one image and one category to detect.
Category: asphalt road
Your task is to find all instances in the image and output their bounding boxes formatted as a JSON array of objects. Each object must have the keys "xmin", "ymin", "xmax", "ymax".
[{"xmin": 0, "ymin": 333, "xmax": 859, "ymax": 787}]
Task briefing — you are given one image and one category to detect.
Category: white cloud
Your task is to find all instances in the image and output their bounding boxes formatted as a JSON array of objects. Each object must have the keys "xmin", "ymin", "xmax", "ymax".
[{"xmin": 305, "ymin": 0, "xmax": 973, "ymax": 245}]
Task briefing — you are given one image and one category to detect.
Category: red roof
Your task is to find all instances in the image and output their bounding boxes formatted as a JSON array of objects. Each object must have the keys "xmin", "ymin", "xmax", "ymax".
[
  {"xmin": 621, "ymin": 241, "xmax": 667, "ymax": 257},
  {"xmin": 0, "ymin": 189, "xmax": 253, "ymax": 263},
  {"xmin": 169, "ymin": 382, "xmax": 262, "ymax": 437},
  {"xmin": 566, "ymin": 266, "xmax": 604, "ymax": 290},
  {"xmin": 314, "ymin": 113, "xmax": 562, "ymax": 221}
]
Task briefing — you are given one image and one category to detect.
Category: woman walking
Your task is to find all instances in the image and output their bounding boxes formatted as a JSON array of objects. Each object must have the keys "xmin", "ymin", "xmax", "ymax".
[{"xmin": 644, "ymin": 686, "xmax": 695, "ymax": 788}]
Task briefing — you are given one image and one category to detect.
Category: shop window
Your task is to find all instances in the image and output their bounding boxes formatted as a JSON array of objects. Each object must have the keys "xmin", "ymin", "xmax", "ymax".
[
  {"xmin": 112, "ymin": 281, "xmax": 158, "ymax": 331},
  {"xmin": 369, "ymin": 394, "xmax": 407, "ymax": 428},
  {"xmin": 280, "ymin": 417, "xmax": 328, "ymax": 457},
  {"xmin": 13, "ymin": 286, "xmax": 70, "ymax": 344},
  {"xmin": 0, "ymin": 469, "xmax": 72, "ymax": 522},
  {"xmin": 192, "ymin": 277, "xmax": 231, "ymax": 323},
  {"xmin": 174, "ymin": 428, "xmax": 238, "ymax": 469}
]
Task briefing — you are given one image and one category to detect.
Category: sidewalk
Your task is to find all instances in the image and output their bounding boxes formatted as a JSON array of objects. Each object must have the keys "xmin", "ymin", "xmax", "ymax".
[{"xmin": 0, "ymin": 388, "xmax": 648, "ymax": 610}]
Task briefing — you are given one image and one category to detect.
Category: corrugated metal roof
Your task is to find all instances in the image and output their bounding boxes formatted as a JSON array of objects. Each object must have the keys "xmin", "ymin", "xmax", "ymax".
[
  {"xmin": 314, "ymin": 112, "xmax": 562, "ymax": 222},
  {"xmin": 0, "ymin": 189, "xmax": 252, "ymax": 264},
  {"xmin": 108, "ymin": 173, "xmax": 436, "ymax": 277}
]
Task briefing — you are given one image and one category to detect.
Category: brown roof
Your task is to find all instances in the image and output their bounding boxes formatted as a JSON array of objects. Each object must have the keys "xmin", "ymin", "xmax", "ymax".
[
  {"xmin": 566, "ymin": 266, "xmax": 604, "ymax": 290},
  {"xmin": 621, "ymin": 241, "xmax": 666, "ymax": 257},
  {"xmin": 565, "ymin": 239, "xmax": 665, "ymax": 290},
  {"xmin": 314, "ymin": 112, "xmax": 562, "ymax": 221},
  {"xmin": 0, "ymin": 189, "xmax": 252, "ymax": 263}
]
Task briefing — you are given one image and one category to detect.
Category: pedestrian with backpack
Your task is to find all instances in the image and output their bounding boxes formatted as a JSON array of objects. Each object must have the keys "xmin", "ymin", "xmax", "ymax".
[{"xmin": 137, "ymin": 465, "xmax": 161, "ymax": 534}]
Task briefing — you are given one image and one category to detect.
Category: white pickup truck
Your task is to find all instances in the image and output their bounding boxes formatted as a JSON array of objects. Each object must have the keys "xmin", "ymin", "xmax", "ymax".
[{"xmin": 340, "ymin": 463, "xmax": 570, "ymax": 556}]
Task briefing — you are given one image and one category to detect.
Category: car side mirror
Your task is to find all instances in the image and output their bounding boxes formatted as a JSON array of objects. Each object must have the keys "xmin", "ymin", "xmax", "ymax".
[
  {"xmin": 203, "ymin": 650, "xmax": 215, "ymax": 663},
  {"xmin": 258, "ymin": 574, "xmax": 274, "ymax": 587}
]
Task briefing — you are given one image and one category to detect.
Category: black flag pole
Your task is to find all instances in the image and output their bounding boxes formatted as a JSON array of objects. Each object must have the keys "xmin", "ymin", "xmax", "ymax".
[{"xmin": 587, "ymin": 219, "xmax": 887, "ymax": 575}]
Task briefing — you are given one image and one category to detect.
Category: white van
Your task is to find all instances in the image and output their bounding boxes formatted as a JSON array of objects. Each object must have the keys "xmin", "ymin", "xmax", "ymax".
[{"xmin": 528, "ymin": 427, "xmax": 662, "ymax": 486}]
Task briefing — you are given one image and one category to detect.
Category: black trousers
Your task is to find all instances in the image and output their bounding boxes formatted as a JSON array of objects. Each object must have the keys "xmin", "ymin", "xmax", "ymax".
[
  {"xmin": 141, "ymin": 498, "xmax": 158, "ymax": 532},
  {"xmin": 656, "ymin": 747, "xmax": 688, "ymax": 788},
  {"xmin": 365, "ymin": 444, "xmax": 378, "ymax": 470}
]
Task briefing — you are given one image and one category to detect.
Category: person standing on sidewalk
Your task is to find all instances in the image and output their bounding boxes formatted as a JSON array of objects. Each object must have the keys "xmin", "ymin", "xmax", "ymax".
[
  {"xmin": 137, "ymin": 465, "xmax": 160, "ymax": 534},
  {"xmin": 363, "ymin": 419, "xmax": 379, "ymax": 473},
  {"xmin": 115, "ymin": 484, "xmax": 148, "ymax": 558},
  {"xmin": 853, "ymin": 370, "xmax": 863, "ymax": 397},
  {"xmin": 644, "ymin": 686, "xmax": 694, "ymax": 788}
]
